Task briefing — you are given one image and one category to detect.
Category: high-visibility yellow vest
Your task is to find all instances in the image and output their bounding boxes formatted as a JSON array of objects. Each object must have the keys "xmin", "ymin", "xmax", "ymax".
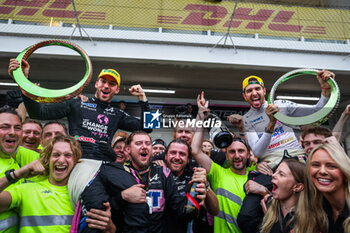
[
  {"xmin": 0, "ymin": 154, "xmax": 21, "ymax": 233},
  {"xmin": 15, "ymin": 146, "xmax": 40, "ymax": 167},
  {"xmin": 7, "ymin": 178, "xmax": 74, "ymax": 233}
]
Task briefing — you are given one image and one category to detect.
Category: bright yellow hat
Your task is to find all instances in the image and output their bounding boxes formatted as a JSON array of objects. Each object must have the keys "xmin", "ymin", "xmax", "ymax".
[
  {"xmin": 242, "ymin": 75, "xmax": 264, "ymax": 92},
  {"xmin": 98, "ymin": 69, "xmax": 121, "ymax": 86}
]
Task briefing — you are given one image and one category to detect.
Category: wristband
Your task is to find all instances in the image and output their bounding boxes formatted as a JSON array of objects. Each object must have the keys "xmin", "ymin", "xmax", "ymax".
[
  {"xmin": 12, "ymin": 170, "xmax": 19, "ymax": 179},
  {"xmin": 5, "ymin": 169, "xmax": 18, "ymax": 184}
]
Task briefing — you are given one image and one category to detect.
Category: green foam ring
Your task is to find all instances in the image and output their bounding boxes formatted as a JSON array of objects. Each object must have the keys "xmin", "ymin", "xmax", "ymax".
[
  {"xmin": 12, "ymin": 40, "xmax": 92, "ymax": 103},
  {"xmin": 267, "ymin": 68, "xmax": 340, "ymax": 127}
]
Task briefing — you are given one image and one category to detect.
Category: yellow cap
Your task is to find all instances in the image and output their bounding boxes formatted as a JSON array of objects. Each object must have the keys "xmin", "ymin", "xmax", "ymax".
[
  {"xmin": 98, "ymin": 69, "xmax": 121, "ymax": 86},
  {"xmin": 242, "ymin": 75, "xmax": 264, "ymax": 92}
]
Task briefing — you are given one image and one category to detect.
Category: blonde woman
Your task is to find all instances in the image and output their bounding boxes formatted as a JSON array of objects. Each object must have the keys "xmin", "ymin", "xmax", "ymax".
[
  {"xmin": 294, "ymin": 142, "xmax": 350, "ymax": 233},
  {"xmin": 260, "ymin": 159, "xmax": 305, "ymax": 233}
]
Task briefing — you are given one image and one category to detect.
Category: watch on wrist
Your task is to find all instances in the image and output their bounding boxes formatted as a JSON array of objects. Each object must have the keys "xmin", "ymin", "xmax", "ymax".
[{"xmin": 5, "ymin": 169, "xmax": 18, "ymax": 184}]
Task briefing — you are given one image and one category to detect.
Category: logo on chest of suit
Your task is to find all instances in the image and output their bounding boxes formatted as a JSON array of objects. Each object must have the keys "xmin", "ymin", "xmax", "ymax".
[
  {"xmin": 97, "ymin": 114, "xmax": 109, "ymax": 125},
  {"xmin": 150, "ymin": 174, "xmax": 160, "ymax": 182},
  {"xmin": 82, "ymin": 119, "xmax": 108, "ymax": 138},
  {"xmin": 148, "ymin": 189, "xmax": 165, "ymax": 212},
  {"xmin": 81, "ymin": 102, "xmax": 97, "ymax": 111},
  {"xmin": 250, "ymin": 116, "xmax": 263, "ymax": 125},
  {"xmin": 104, "ymin": 107, "xmax": 116, "ymax": 115}
]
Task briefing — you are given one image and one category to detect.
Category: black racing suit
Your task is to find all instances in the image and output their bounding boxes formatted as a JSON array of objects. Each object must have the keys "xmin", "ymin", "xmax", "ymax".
[
  {"xmin": 23, "ymin": 95, "xmax": 150, "ymax": 161},
  {"xmin": 80, "ymin": 162, "xmax": 192, "ymax": 233},
  {"xmin": 165, "ymin": 166, "xmax": 193, "ymax": 233}
]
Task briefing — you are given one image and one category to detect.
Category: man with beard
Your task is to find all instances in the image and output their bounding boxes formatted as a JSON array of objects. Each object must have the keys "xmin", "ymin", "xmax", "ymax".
[
  {"xmin": 192, "ymin": 94, "xmax": 266, "ymax": 233},
  {"xmin": 228, "ymin": 70, "xmax": 334, "ymax": 169},
  {"xmin": 9, "ymin": 59, "xmax": 151, "ymax": 161},
  {"xmin": 122, "ymin": 132, "xmax": 208, "ymax": 232},
  {"xmin": 164, "ymin": 139, "xmax": 219, "ymax": 233},
  {"xmin": 227, "ymin": 71, "xmax": 333, "ymax": 233},
  {"xmin": 21, "ymin": 118, "xmax": 42, "ymax": 152},
  {"xmin": 74, "ymin": 131, "xmax": 207, "ymax": 233},
  {"xmin": 153, "ymin": 120, "xmax": 227, "ymax": 167}
]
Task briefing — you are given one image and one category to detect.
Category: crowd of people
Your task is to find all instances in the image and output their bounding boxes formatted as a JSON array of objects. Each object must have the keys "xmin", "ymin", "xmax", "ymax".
[{"xmin": 0, "ymin": 59, "xmax": 349, "ymax": 233}]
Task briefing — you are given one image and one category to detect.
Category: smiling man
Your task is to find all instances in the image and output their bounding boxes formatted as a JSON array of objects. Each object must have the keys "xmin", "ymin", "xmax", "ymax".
[
  {"xmin": 74, "ymin": 131, "xmax": 208, "ymax": 233},
  {"xmin": 164, "ymin": 139, "xmax": 219, "ymax": 233},
  {"xmin": 229, "ymin": 71, "xmax": 334, "ymax": 169},
  {"xmin": 165, "ymin": 140, "xmax": 189, "ymax": 177},
  {"xmin": 21, "ymin": 118, "xmax": 42, "ymax": 152},
  {"xmin": 192, "ymin": 93, "xmax": 270, "ymax": 233},
  {"xmin": 192, "ymin": 127, "xmax": 253, "ymax": 232},
  {"xmin": 9, "ymin": 59, "xmax": 151, "ymax": 161},
  {"xmin": 0, "ymin": 135, "xmax": 81, "ymax": 233},
  {"xmin": 112, "ymin": 137, "xmax": 129, "ymax": 165},
  {"xmin": 151, "ymin": 139, "xmax": 166, "ymax": 157},
  {"xmin": 0, "ymin": 107, "xmax": 24, "ymax": 233},
  {"xmin": 300, "ymin": 126, "xmax": 333, "ymax": 156}
]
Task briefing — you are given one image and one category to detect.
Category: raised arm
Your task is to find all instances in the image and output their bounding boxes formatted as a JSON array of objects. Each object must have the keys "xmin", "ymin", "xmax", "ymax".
[
  {"xmin": 191, "ymin": 92, "xmax": 213, "ymax": 174},
  {"xmin": 129, "ymin": 84, "xmax": 147, "ymax": 102},
  {"xmin": 9, "ymin": 58, "xmax": 73, "ymax": 120},
  {"xmin": 286, "ymin": 69, "xmax": 335, "ymax": 117},
  {"xmin": 317, "ymin": 69, "xmax": 334, "ymax": 98},
  {"xmin": 120, "ymin": 84, "xmax": 152, "ymax": 133},
  {"xmin": 190, "ymin": 167, "xmax": 218, "ymax": 215}
]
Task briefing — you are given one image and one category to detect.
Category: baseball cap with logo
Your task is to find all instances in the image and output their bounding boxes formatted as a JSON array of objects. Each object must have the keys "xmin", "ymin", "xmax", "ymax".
[
  {"xmin": 98, "ymin": 69, "xmax": 121, "ymax": 86},
  {"xmin": 242, "ymin": 75, "xmax": 264, "ymax": 92}
]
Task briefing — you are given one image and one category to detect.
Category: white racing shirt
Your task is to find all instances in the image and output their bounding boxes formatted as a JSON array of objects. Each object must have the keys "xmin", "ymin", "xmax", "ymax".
[{"xmin": 243, "ymin": 95, "xmax": 329, "ymax": 158}]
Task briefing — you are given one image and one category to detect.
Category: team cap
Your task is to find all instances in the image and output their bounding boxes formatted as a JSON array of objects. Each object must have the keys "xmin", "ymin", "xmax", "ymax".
[
  {"xmin": 242, "ymin": 75, "xmax": 264, "ymax": 92},
  {"xmin": 98, "ymin": 69, "xmax": 121, "ymax": 86}
]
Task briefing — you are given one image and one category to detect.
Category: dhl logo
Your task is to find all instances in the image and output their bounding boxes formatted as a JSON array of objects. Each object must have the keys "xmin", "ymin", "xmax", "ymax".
[
  {"xmin": 0, "ymin": 1, "xmax": 331, "ymax": 37},
  {"xmin": 0, "ymin": 0, "xmax": 105, "ymax": 20},
  {"xmin": 158, "ymin": 4, "xmax": 326, "ymax": 35}
]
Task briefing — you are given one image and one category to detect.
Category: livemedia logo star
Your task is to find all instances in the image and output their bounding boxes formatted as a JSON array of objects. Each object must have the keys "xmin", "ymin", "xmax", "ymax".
[
  {"xmin": 162, "ymin": 118, "xmax": 221, "ymax": 128},
  {"xmin": 143, "ymin": 110, "xmax": 162, "ymax": 129}
]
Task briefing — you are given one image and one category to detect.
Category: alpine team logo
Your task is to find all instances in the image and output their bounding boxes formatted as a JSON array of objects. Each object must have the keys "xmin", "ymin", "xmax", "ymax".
[
  {"xmin": 105, "ymin": 107, "xmax": 114, "ymax": 113},
  {"xmin": 144, "ymin": 110, "xmax": 161, "ymax": 129}
]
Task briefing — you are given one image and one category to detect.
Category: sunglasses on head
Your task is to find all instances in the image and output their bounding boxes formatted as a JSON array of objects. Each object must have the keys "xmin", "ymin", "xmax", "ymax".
[{"xmin": 232, "ymin": 137, "xmax": 249, "ymax": 149}]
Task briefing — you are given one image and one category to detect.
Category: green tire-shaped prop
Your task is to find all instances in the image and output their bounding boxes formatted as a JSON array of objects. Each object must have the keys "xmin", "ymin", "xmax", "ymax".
[
  {"xmin": 13, "ymin": 40, "xmax": 92, "ymax": 103},
  {"xmin": 268, "ymin": 68, "xmax": 340, "ymax": 127}
]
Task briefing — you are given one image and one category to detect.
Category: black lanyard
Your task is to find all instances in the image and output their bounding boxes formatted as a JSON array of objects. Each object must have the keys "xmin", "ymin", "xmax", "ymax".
[{"xmin": 134, "ymin": 166, "xmax": 152, "ymax": 192}]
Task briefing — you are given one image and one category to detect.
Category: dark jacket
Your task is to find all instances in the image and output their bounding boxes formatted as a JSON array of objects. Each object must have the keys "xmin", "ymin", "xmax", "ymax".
[{"xmin": 23, "ymin": 95, "xmax": 150, "ymax": 160}]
